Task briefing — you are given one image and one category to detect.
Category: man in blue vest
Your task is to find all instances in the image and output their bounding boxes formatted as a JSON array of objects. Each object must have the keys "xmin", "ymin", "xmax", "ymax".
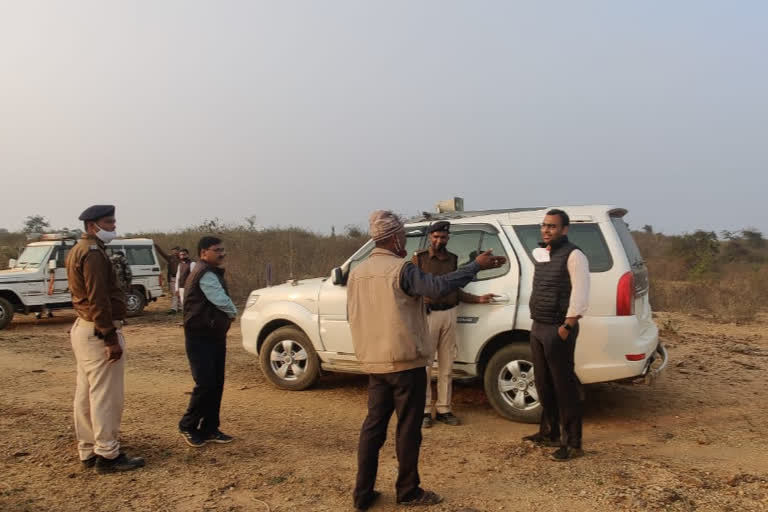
[{"xmin": 522, "ymin": 209, "xmax": 590, "ymax": 461}]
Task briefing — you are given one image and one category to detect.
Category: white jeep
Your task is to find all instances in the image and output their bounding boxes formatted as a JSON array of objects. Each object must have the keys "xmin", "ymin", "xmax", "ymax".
[
  {"xmin": 0, "ymin": 235, "xmax": 165, "ymax": 329},
  {"xmin": 241, "ymin": 205, "xmax": 667, "ymax": 422}
]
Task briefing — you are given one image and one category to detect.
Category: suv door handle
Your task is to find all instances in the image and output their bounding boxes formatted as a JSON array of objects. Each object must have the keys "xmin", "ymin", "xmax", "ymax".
[{"xmin": 490, "ymin": 293, "xmax": 511, "ymax": 304}]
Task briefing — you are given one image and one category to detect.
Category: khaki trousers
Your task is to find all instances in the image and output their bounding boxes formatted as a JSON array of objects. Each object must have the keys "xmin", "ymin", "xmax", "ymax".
[
  {"xmin": 70, "ymin": 318, "xmax": 125, "ymax": 461},
  {"xmin": 424, "ymin": 308, "xmax": 458, "ymax": 414}
]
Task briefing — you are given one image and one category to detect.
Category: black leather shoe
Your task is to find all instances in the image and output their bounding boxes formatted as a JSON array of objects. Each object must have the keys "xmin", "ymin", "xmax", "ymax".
[
  {"xmin": 435, "ymin": 412, "xmax": 460, "ymax": 426},
  {"xmin": 422, "ymin": 414, "xmax": 433, "ymax": 429},
  {"xmin": 551, "ymin": 446, "xmax": 584, "ymax": 461},
  {"xmin": 95, "ymin": 453, "xmax": 145, "ymax": 474},
  {"xmin": 354, "ymin": 490, "xmax": 381, "ymax": 511},
  {"xmin": 81, "ymin": 456, "xmax": 97, "ymax": 469},
  {"xmin": 522, "ymin": 433, "xmax": 561, "ymax": 447}
]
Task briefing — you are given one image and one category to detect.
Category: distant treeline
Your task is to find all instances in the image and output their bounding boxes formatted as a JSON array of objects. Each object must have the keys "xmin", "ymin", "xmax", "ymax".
[{"xmin": 1, "ymin": 224, "xmax": 765, "ymax": 321}]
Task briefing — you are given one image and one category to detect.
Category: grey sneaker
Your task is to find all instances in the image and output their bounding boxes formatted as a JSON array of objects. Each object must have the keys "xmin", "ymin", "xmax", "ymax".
[
  {"xmin": 397, "ymin": 490, "xmax": 443, "ymax": 506},
  {"xmin": 203, "ymin": 430, "xmax": 234, "ymax": 444},
  {"xmin": 180, "ymin": 429, "xmax": 205, "ymax": 447},
  {"xmin": 422, "ymin": 414, "xmax": 433, "ymax": 429}
]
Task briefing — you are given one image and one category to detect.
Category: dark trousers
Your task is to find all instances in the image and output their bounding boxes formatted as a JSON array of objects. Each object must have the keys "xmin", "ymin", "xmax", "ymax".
[
  {"xmin": 178, "ymin": 330, "xmax": 227, "ymax": 434},
  {"xmin": 353, "ymin": 367, "xmax": 427, "ymax": 508},
  {"xmin": 530, "ymin": 321, "xmax": 582, "ymax": 448}
]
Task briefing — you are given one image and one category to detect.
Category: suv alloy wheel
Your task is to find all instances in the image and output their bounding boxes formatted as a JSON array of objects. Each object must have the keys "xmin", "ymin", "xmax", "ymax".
[
  {"xmin": 259, "ymin": 326, "xmax": 321, "ymax": 391},
  {"xmin": 483, "ymin": 344, "xmax": 542, "ymax": 423}
]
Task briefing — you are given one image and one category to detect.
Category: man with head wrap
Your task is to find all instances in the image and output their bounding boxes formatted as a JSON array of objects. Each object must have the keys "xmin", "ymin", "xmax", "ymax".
[{"xmin": 348, "ymin": 210, "xmax": 506, "ymax": 509}]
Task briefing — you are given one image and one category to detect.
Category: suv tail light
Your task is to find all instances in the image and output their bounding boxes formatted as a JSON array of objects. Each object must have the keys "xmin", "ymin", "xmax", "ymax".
[
  {"xmin": 159, "ymin": 274, "xmax": 164, "ymax": 287},
  {"xmin": 616, "ymin": 271, "xmax": 635, "ymax": 316}
]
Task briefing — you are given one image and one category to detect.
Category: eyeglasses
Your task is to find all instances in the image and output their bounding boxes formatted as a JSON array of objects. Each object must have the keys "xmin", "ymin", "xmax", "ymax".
[{"xmin": 540, "ymin": 223, "xmax": 560, "ymax": 230}]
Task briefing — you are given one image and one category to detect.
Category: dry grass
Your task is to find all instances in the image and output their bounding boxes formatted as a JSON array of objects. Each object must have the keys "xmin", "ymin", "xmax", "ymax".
[
  {"xmin": 3, "ymin": 225, "xmax": 766, "ymax": 322},
  {"xmin": 142, "ymin": 227, "xmax": 368, "ymax": 302}
]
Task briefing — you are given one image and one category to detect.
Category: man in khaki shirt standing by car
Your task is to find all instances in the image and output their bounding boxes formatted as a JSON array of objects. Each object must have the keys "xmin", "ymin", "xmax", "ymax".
[
  {"xmin": 413, "ymin": 221, "xmax": 496, "ymax": 428},
  {"xmin": 66, "ymin": 205, "xmax": 144, "ymax": 473}
]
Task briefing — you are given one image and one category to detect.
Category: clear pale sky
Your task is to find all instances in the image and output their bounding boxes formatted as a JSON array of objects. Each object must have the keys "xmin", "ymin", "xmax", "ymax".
[{"xmin": 1, "ymin": 1, "xmax": 766, "ymax": 235}]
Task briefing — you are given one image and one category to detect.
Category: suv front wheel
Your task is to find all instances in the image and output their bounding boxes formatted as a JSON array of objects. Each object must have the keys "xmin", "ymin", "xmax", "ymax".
[
  {"xmin": 259, "ymin": 326, "xmax": 320, "ymax": 391},
  {"xmin": 0, "ymin": 297, "xmax": 14, "ymax": 330},
  {"xmin": 484, "ymin": 344, "xmax": 542, "ymax": 423}
]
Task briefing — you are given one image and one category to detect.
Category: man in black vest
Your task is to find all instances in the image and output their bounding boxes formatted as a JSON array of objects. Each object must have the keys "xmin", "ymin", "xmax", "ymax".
[
  {"xmin": 523, "ymin": 209, "xmax": 590, "ymax": 461},
  {"xmin": 178, "ymin": 236, "xmax": 237, "ymax": 447}
]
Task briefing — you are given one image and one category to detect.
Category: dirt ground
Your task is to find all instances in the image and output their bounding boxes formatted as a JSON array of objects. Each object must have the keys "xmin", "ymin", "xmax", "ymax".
[{"xmin": 1, "ymin": 298, "xmax": 767, "ymax": 512}]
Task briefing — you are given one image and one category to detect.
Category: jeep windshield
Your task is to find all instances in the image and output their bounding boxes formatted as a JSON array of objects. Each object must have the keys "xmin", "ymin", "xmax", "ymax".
[{"xmin": 14, "ymin": 246, "xmax": 51, "ymax": 269}]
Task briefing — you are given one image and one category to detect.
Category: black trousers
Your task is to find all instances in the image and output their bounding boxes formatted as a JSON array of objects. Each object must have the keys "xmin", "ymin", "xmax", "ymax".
[
  {"xmin": 178, "ymin": 330, "xmax": 227, "ymax": 434},
  {"xmin": 353, "ymin": 367, "xmax": 427, "ymax": 508},
  {"xmin": 530, "ymin": 321, "xmax": 582, "ymax": 449}
]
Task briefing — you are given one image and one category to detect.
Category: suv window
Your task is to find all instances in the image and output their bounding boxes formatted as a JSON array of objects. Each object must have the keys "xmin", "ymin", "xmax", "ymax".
[
  {"xmin": 448, "ymin": 225, "xmax": 510, "ymax": 281},
  {"xmin": 611, "ymin": 217, "xmax": 643, "ymax": 266},
  {"xmin": 347, "ymin": 230, "xmax": 425, "ymax": 273},
  {"xmin": 124, "ymin": 246, "xmax": 155, "ymax": 266},
  {"xmin": 514, "ymin": 223, "xmax": 613, "ymax": 272}
]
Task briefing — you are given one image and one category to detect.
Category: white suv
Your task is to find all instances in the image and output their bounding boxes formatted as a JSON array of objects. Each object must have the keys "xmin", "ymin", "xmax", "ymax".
[
  {"xmin": 0, "ymin": 235, "xmax": 165, "ymax": 329},
  {"xmin": 241, "ymin": 205, "xmax": 667, "ymax": 422}
]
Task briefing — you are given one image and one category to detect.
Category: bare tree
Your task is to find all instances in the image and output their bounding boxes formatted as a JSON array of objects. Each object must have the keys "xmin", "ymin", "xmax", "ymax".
[{"xmin": 23, "ymin": 215, "xmax": 50, "ymax": 233}]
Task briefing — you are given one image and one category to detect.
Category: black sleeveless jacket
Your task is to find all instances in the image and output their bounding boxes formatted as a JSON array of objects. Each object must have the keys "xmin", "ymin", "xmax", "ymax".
[
  {"xmin": 182, "ymin": 261, "xmax": 232, "ymax": 336},
  {"xmin": 530, "ymin": 236, "xmax": 580, "ymax": 325}
]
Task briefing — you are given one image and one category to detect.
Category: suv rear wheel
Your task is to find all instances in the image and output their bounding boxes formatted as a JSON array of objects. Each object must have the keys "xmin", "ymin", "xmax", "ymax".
[
  {"xmin": 259, "ymin": 326, "xmax": 320, "ymax": 391},
  {"xmin": 484, "ymin": 344, "xmax": 542, "ymax": 423},
  {"xmin": 125, "ymin": 288, "xmax": 146, "ymax": 316},
  {"xmin": 0, "ymin": 297, "xmax": 14, "ymax": 330}
]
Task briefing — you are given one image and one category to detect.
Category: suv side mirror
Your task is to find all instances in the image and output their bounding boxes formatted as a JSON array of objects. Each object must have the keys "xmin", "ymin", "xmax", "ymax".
[
  {"xmin": 48, "ymin": 259, "xmax": 57, "ymax": 271},
  {"xmin": 8, "ymin": 259, "xmax": 16, "ymax": 269},
  {"xmin": 331, "ymin": 267, "xmax": 346, "ymax": 286}
]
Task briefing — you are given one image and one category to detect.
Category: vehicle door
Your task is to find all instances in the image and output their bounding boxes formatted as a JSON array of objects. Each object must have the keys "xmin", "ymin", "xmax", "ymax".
[
  {"xmin": 16, "ymin": 245, "xmax": 52, "ymax": 305},
  {"xmin": 122, "ymin": 244, "xmax": 158, "ymax": 289},
  {"xmin": 318, "ymin": 229, "xmax": 426, "ymax": 354},
  {"xmin": 509, "ymin": 221, "xmax": 616, "ymax": 381},
  {"xmin": 446, "ymin": 224, "xmax": 520, "ymax": 364},
  {"xmin": 48, "ymin": 242, "xmax": 74, "ymax": 300}
]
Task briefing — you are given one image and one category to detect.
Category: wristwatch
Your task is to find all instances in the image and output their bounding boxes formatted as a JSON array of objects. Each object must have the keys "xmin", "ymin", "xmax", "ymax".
[{"xmin": 562, "ymin": 323, "xmax": 573, "ymax": 331}]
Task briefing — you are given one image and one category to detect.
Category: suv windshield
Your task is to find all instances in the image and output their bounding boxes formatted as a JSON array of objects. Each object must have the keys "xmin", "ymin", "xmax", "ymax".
[{"xmin": 15, "ymin": 246, "xmax": 52, "ymax": 269}]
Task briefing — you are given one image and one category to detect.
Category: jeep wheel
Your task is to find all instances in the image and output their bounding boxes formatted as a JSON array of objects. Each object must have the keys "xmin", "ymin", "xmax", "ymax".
[
  {"xmin": 125, "ymin": 288, "xmax": 146, "ymax": 316},
  {"xmin": 484, "ymin": 344, "xmax": 542, "ymax": 423},
  {"xmin": 0, "ymin": 297, "xmax": 14, "ymax": 330},
  {"xmin": 259, "ymin": 326, "xmax": 320, "ymax": 391}
]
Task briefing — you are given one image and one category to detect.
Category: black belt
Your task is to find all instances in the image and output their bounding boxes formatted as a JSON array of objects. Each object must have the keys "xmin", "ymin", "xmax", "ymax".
[{"xmin": 426, "ymin": 303, "xmax": 457, "ymax": 313}]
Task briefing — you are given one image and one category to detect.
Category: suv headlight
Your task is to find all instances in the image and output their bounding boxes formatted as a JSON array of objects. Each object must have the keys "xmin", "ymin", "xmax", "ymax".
[{"xmin": 245, "ymin": 294, "xmax": 260, "ymax": 310}]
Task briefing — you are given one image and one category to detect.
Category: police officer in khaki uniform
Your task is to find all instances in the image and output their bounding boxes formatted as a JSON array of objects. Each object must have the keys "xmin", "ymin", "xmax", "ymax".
[
  {"xmin": 413, "ymin": 221, "xmax": 497, "ymax": 428},
  {"xmin": 66, "ymin": 205, "xmax": 144, "ymax": 473}
]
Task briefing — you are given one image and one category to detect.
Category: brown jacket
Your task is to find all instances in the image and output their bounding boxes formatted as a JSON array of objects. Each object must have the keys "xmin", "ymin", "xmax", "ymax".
[
  {"xmin": 66, "ymin": 235, "xmax": 126, "ymax": 339},
  {"xmin": 347, "ymin": 248, "xmax": 430, "ymax": 374}
]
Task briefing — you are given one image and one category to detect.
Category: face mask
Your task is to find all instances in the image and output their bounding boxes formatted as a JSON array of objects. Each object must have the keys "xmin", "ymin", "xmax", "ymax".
[{"xmin": 94, "ymin": 227, "xmax": 117, "ymax": 244}]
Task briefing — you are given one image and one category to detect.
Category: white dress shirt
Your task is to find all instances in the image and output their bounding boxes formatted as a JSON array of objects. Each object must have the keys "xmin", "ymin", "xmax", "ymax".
[{"xmin": 566, "ymin": 249, "xmax": 590, "ymax": 318}]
